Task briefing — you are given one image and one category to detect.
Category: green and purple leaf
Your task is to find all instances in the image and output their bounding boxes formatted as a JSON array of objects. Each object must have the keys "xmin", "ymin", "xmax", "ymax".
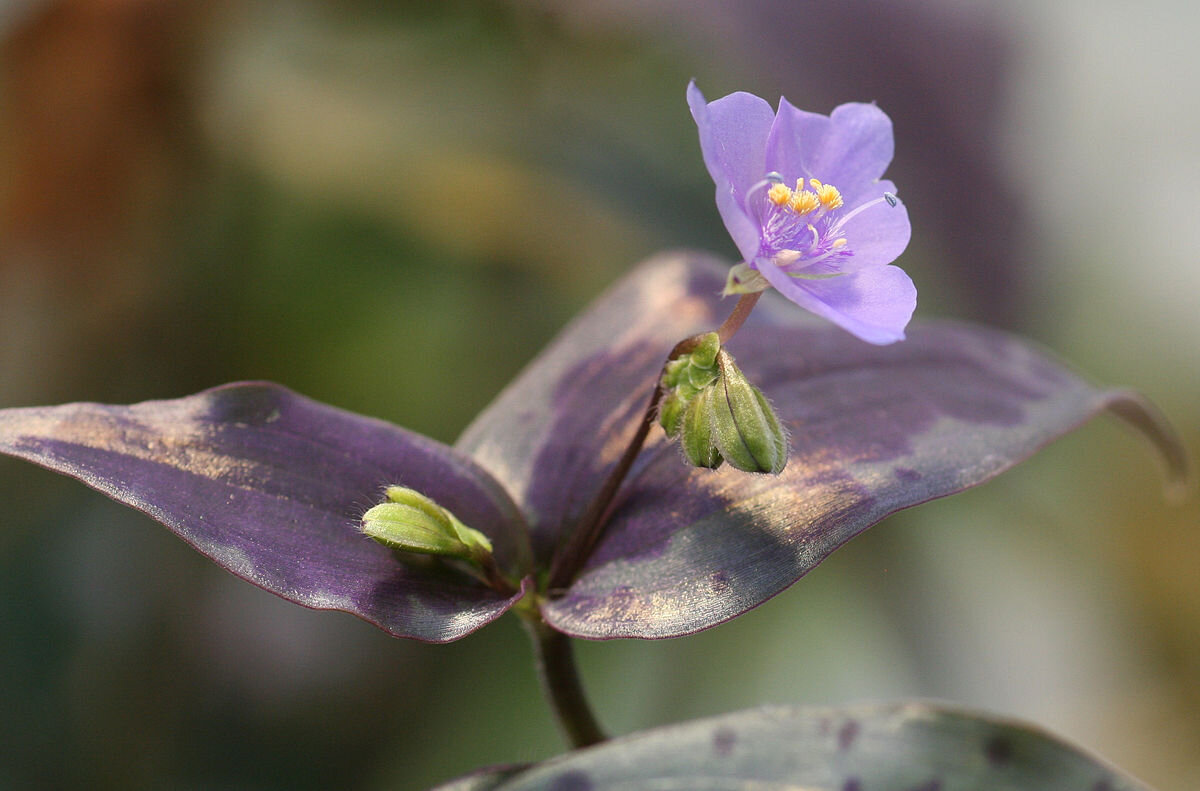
[
  {"xmin": 431, "ymin": 702, "xmax": 1152, "ymax": 790},
  {"xmin": 0, "ymin": 383, "xmax": 531, "ymax": 642},
  {"xmin": 459, "ymin": 253, "xmax": 1188, "ymax": 639},
  {"xmin": 0, "ymin": 253, "xmax": 1187, "ymax": 642}
]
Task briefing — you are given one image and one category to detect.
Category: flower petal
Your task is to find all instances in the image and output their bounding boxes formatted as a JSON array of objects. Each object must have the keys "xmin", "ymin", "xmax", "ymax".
[
  {"xmin": 768, "ymin": 99, "xmax": 896, "ymax": 197},
  {"xmin": 835, "ymin": 178, "xmax": 912, "ymax": 270},
  {"xmin": 756, "ymin": 257, "xmax": 917, "ymax": 345},
  {"xmin": 688, "ymin": 81, "xmax": 774, "ymax": 262},
  {"xmin": 0, "ymin": 383, "xmax": 532, "ymax": 642}
]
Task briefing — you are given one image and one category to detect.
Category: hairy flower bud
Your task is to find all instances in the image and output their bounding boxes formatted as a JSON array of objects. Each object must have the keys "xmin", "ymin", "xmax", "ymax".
[
  {"xmin": 659, "ymin": 334, "xmax": 789, "ymax": 475},
  {"xmin": 689, "ymin": 331, "xmax": 722, "ymax": 370},
  {"xmin": 658, "ymin": 391, "xmax": 686, "ymax": 437},
  {"xmin": 709, "ymin": 350, "xmax": 789, "ymax": 474},
  {"xmin": 680, "ymin": 386, "xmax": 723, "ymax": 469},
  {"xmin": 362, "ymin": 486, "xmax": 493, "ymax": 563},
  {"xmin": 658, "ymin": 332, "xmax": 722, "ymax": 436}
]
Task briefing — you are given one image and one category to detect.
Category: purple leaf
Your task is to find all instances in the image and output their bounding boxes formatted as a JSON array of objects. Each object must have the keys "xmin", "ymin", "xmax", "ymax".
[
  {"xmin": 433, "ymin": 702, "xmax": 1155, "ymax": 790},
  {"xmin": 457, "ymin": 254, "xmax": 725, "ymax": 566},
  {"xmin": 460, "ymin": 253, "xmax": 1188, "ymax": 639},
  {"xmin": 1, "ymin": 254, "xmax": 1186, "ymax": 645},
  {"xmin": 0, "ymin": 382, "xmax": 531, "ymax": 642}
]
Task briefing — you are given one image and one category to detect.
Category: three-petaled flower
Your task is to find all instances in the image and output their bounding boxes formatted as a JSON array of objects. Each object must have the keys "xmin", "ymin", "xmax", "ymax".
[{"xmin": 688, "ymin": 82, "xmax": 916, "ymax": 344}]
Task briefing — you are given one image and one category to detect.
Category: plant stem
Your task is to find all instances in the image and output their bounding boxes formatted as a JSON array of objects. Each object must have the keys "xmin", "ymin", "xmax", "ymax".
[
  {"xmin": 717, "ymin": 292, "xmax": 762, "ymax": 343},
  {"xmin": 523, "ymin": 293, "xmax": 765, "ymax": 750},
  {"xmin": 545, "ymin": 292, "xmax": 765, "ymax": 592},
  {"xmin": 522, "ymin": 613, "xmax": 606, "ymax": 749},
  {"xmin": 545, "ymin": 381, "xmax": 663, "ymax": 592}
]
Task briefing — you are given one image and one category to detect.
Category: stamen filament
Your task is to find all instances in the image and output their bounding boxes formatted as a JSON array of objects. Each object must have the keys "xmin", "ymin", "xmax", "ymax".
[
  {"xmin": 829, "ymin": 194, "xmax": 895, "ymax": 235},
  {"xmin": 745, "ymin": 172, "xmax": 787, "ymax": 224}
]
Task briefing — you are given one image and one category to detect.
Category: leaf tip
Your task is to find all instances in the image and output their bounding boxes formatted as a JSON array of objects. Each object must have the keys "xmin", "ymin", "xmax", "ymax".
[{"xmin": 1104, "ymin": 390, "xmax": 1195, "ymax": 503}]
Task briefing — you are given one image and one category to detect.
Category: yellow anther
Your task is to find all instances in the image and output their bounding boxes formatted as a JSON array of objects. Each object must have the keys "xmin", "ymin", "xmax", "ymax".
[
  {"xmin": 831, "ymin": 238, "xmax": 847, "ymax": 249},
  {"xmin": 809, "ymin": 178, "xmax": 823, "ymax": 190},
  {"xmin": 815, "ymin": 182, "xmax": 843, "ymax": 210},
  {"xmin": 788, "ymin": 190, "xmax": 820, "ymax": 215},
  {"xmin": 767, "ymin": 183, "xmax": 793, "ymax": 206}
]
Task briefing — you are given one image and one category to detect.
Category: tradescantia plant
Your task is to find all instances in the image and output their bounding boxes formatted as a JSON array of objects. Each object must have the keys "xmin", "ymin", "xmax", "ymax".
[{"xmin": 0, "ymin": 84, "xmax": 1190, "ymax": 788}]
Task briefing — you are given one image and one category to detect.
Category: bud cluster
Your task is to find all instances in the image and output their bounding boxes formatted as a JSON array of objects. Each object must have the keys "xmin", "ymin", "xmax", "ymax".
[
  {"xmin": 362, "ymin": 486, "xmax": 495, "ymax": 566},
  {"xmin": 657, "ymin": 333, "xmax": 788, "ymax": 475}
]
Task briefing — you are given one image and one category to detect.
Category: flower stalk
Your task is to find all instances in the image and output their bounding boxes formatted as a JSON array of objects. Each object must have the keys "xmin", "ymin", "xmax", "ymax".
[
  {"xmin": 521, "ymin": 609, "xmax": 606, "ymax": 749},
  {"xmin": 545, "ymin": 293, "xmax": 764, "ymax": 592},
  {"xmin": 717, "ymin": 292, "xmax": 762, "ymax": 343}
]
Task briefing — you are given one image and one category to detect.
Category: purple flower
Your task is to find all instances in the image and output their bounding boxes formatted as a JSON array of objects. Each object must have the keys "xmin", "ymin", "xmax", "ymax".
[{"xmin": 688, "ymin": 82, "xmax": 915, "ymax": 344}]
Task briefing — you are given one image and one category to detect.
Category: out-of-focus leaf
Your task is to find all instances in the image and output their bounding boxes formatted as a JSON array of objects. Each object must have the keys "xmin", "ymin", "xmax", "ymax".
[
  {"xmin": 0, "ymin": 382, "xmax": 531, "ymax": 642},
  {"xmin": 460, "ymin": 253, "xmax": 1188, "ymax": 639},
  {"xmin": 436, "ymin": 702, "xmax": 1152, "ymax": 790},
  {"xmin": 429, "ymin": 765, "xmax": 529, "ymax": 791}
]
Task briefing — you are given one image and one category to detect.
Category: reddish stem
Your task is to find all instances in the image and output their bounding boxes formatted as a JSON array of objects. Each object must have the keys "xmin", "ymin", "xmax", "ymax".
[{"xmin": 544, "ymin": 292, "xmax": 763, "ymax": 592}]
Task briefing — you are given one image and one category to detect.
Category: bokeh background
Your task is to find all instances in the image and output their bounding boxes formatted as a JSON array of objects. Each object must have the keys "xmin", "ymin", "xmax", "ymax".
[{"xmin": 2, "ymin": 1, "xmax": 1198, "ymax": 789}]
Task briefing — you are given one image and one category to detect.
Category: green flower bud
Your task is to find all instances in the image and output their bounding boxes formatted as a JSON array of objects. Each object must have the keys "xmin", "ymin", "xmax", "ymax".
[
  {"xmin": 658, "ymin": 391, "xmax": 686, "ymax": 437},
  {"xmin": 680, "ymin": 386, "xmax": 724, "ymax": 469},
  {"xmin": 661, "ymin": 358, "xmax": 689, "ymax": 389},
  {"xmin": 362, "ymin": 486, "xmax": 493, "ymax": 563},
  {"xmin": 689, "ymin": 331, "xmax": 721, "ymax": 369},
  {"xmin": 658, "ymin": 332, "xmax": 722, "ymax": 436},
  {"xmin": 708, "ymin": 350, "xmax": 789, "ymax": 474}
]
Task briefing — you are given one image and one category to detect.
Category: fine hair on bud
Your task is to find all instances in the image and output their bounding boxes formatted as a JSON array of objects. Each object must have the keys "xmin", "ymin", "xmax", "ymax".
[
  {"xmin": 681, "ymin": 386, "xmax": 724, "ymax": 469},
  {"xmin": 710, "ymin": 350, "xmax": 789, "ymax": 474}
]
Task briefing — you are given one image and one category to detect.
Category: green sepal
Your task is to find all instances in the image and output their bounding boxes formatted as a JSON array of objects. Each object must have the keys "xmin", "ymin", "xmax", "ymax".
[
  {"xmin": 661, "ymin": 358, "xmax": 689, "ymax": 389},
  {"xmin": 658, "ymin": 332, "xmax": 721, "ymax": 435},
  {"xmin": 690, "ymin": 332, "xmax": 721, "ymax": 369},
  {"xmin": 723, "ymin": 262, "xmax": 770, "ymax": 296},
  {"xmin": 680, "ymin": 387, "xmax": 724, "ymax": 469},
  {"xmin": 709, "ymin": 350, "xmax": 789, "ymax": 474},
  {"xmin": 362, "ymin": 502, "xmax": 472, "ymax": 557},
  {"xmin": 364, "ymin": 486, "xmax": 493, "ymax": 560},
  {"xmin": 658, "ymin": 392, "xmax": 685, "ymax": 437}
]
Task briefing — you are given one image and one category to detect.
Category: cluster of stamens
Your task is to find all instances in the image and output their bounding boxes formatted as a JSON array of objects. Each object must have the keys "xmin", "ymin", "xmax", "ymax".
[{"xmin": 766, "ymin": 178, "xmax": 844, "ymax": 216}]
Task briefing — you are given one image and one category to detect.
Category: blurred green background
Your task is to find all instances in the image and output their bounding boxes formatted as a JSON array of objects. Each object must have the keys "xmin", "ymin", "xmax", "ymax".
[{"xmin": 1, "ymin": 1, "xmax": 1198, "ymax": 789}]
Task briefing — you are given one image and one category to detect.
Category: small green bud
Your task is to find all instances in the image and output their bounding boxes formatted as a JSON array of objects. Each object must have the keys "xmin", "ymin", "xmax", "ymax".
[
  {"xmin": 658, "ymin": 391, "xmax": 685, "ymax": 437},
  {"xmin": 687, "ymin": 360, "xmax": 717, "ymax": 389},
  {"xmin": 661, "ymin": 358, "xmax": 689, "ymax": 389},
  {"xmin": 680, "ymin": 386, "xmax": 724, "ymax": 469},
  {"xmin": 363, "ymin": 487, "xmax": 493, "ymax": 562},
  {"xmin": 690, "ymin": 331, "xmax": 721, "ymax": 369},
  {"xmin": 657, "ymin": 332, "xmax": 722, "ymax": 436},
  {"xmin": 708, "ymin": 350, "xmax": 789, "ymax": 474}
]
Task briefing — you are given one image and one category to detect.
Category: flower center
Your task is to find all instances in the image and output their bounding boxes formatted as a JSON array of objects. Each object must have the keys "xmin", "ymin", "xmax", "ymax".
[
  {"xmin": 767, "ymin": 178, "xmax": 844, "ymax": 214},
  {"xmin": 748, "ymin": 174, "xmax": 897, "ymax": 280}
]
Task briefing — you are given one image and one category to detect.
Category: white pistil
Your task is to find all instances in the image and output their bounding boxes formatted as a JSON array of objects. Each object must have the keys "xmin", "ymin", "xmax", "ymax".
[{"xmin": 829, "ymin": 194, "xmax": 899, "ymax": 236}]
